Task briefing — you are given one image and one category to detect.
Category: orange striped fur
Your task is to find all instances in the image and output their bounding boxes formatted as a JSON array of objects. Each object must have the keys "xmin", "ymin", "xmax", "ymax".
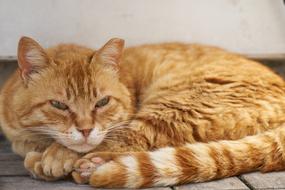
[
  {"xmin": 73, "ymin": 126, "xmax": 285, "ymax": 188},
  {"xmin": 1, "ymin": 37, "xmax": 285, "ymax": 187}
]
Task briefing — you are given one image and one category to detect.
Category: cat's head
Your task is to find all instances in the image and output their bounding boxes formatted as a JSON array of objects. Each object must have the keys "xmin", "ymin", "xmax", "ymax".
[{"xmin": 17, "ymin": 37, "xmax": 133, "ymax": 153}]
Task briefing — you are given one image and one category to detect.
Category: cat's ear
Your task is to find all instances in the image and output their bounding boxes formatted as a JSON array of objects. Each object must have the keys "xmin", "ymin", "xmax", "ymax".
[
  {"xmin": 17, "ymin": 36, "xmax": 50, "ymax": 82},
  {"xmin": 94, "ymin": 38, "xmax": 125, "ymax": 69}
]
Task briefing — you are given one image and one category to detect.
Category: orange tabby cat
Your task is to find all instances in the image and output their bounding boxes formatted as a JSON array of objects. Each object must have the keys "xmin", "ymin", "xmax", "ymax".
[{"xmin": 1, "ymin": 36, "xmax": 285, "ymax": 187}]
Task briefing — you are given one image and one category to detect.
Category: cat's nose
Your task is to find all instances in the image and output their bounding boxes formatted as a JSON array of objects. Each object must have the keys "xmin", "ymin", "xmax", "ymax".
[{"xmin": 78, "ymin": 129, "xmax": 92, "ymax": 137}]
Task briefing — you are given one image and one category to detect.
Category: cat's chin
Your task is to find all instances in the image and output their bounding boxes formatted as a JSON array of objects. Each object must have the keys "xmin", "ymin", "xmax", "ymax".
[{"xmin": 67, "ymin": 143, "xmax": 96, "ymax": 153}]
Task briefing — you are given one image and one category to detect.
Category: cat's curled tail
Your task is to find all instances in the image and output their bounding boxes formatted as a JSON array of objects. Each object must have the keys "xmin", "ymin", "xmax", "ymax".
[{"xmin": 73, "ymin": 125, "xmax": 285, "ymax": 188}]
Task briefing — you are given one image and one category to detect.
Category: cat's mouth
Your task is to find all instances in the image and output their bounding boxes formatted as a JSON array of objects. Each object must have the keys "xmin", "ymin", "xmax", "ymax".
[
  {"xmin": 56, "ymin": 137, "xmax": 102, "ymax": 153},
  {"xmin": 66, "ymin": 143, "xmax": 96, "ymax": 153},
  {"xmin": 54, "ymin": 125, "xmax": 106, "ymax": 153}
]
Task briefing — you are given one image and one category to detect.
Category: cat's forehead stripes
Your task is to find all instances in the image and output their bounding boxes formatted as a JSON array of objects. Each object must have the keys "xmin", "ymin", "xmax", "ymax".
[{"xmin": 61, "ymin": 61, "xmax": 97, "ymax": 101}]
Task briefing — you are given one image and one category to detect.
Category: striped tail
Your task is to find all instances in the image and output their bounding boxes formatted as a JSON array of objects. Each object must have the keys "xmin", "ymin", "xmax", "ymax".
[{"xmin": 73, "ymin": 126, "xmax": 285, "ymax": 188}]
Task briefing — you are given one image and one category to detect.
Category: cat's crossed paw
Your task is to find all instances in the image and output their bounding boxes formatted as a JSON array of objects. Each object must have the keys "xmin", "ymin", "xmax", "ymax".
[
  {"xmin": 72, "ymin": 152, "xmax": 128, "ymax": 187},
  {"xmin": 24, "ymin": 143, "xmax": 79, "ymax": 180},
  {"xmin": 72, "ymin": 155, "xmax": 106, "ymax": 184}
]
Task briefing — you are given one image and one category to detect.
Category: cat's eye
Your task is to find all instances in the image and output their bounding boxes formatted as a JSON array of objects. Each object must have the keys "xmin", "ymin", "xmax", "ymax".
[
  {"xmin": 95, "ymin": 96, "xmax": 110, "ymax": 108},
  {"xmin": 49, "ymin": 100, "xmax": 68, "ymax": 110}
]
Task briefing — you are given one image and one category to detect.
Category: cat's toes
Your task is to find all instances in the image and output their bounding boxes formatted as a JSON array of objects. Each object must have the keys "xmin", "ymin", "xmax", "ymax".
[
  {"xmin": 41, "ymin": 143, "xmax": 79, "ymax": 178},
  {"xmin": 24, "ymin": 151, "xmax": 55, "ymax": 181},
  {"xmin": 24, "ymin": 151, "xmax": 42, "ymax": 178},
  {"xmin": 41, "ymin": 155, "xmax": 64, "ymax": 178},
  {"xmin": 73, "ymin": 156, "xmax": 105, "ymax": 184},
  {"xmin": 24, "ymin": 151, "xmax": 41, "ymax": 171},
  {"xmin": 24, "ymin": 144, "xmax": 79, "ymax": 181},
  {"xmin": 73, "ymin": 152, "xmax": 121, "ymax": 184},
  {"xmin": 73, "ymin": 152, "xmax": 149, "ymax": 188}
]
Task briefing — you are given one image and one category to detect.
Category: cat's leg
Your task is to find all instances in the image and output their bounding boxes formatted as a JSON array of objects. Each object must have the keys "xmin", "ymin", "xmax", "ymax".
[
  {"xmin": 24, "ymin": 151, "xmax": 55, "ymax": 181},
  {"xmin": 12, "ymin": 138, "xmax": 51, "ymax": 157},
  {"xmin": 10, "ymin": 138, "xmax": 69, "ymax": 181},
  {"xmin": 10, "ymin": 136, "xmax": 79, "ymax": 180},
  {"xmin": 24, "ymin": 142, "xmax": 80, "ymax": 180},
  {"xmin": 90, "ymin": 116, "xmax": 197, "ymax": 154},
  {"xmin": 73, "ymin": 125, "xmax": 285, "ymax": 188}
]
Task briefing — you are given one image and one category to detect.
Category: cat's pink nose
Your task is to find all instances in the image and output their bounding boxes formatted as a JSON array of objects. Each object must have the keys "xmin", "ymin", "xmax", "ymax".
[{"xmin": 78, "ymin": 129, "xmax": 92, "ymax": 137}]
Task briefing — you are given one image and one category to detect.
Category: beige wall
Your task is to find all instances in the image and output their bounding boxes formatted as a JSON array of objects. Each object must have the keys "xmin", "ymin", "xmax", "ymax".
[{"xmin": 0, "ymin": 0, "xmax": 285, "ymax": 57}]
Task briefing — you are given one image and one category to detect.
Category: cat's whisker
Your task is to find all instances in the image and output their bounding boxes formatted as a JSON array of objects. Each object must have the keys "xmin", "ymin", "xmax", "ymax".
[
  {"xmin": 106, "ymin": 121, "xmax": 132, "ymax": 129},
  {"xmin": 20, "ymin": 127, "xmax": 75, "ymax": 141},
  {"xmin": 15, "ymin": 133, "xmax": 54, "ymax": 141},
  {"xmin": 18, "ymin": 131, "xmax": 53, "ymax": 137},
  {"xmin": 106, "ymin": 125, "xmax": 132, "ymax": 133},
  {"xmin": 102, "ymin": 138, "xmax": 120, "ymax": 144},
  {"xmin": 101, "ymin": 137, "xmax": 117, "ymax": 141}
]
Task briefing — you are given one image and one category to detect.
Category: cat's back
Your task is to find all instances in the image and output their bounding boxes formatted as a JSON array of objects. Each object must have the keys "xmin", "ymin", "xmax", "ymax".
[{"xmin": 122, "ymin": 42, "xmax": 284, "ymax": 87}]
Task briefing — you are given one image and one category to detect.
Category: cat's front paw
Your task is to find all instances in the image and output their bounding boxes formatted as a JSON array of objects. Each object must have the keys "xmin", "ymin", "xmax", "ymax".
[
  {"xmin": 72, "ymin": 152, "xmax": 131, "ymax": 188},
  {"xmin": 24, "ymin": 151, "xmax": 56, "ymax": 181},
  {"xmin": 72, "ymin": 153, "xmax": 107, "ymax": 184},
  {"xmin": 24, "ymin": 143, "xmax": 79, "ymax": 180},
  {"xmin": 41, "ymin": 143, "xmax": 79, "ymax": 178}
]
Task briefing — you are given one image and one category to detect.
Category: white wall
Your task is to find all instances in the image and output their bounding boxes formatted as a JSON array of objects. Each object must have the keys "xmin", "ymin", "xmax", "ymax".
[{"xmin": 0, "ymin": 0, "xmax": 285, "ymax": 57}]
